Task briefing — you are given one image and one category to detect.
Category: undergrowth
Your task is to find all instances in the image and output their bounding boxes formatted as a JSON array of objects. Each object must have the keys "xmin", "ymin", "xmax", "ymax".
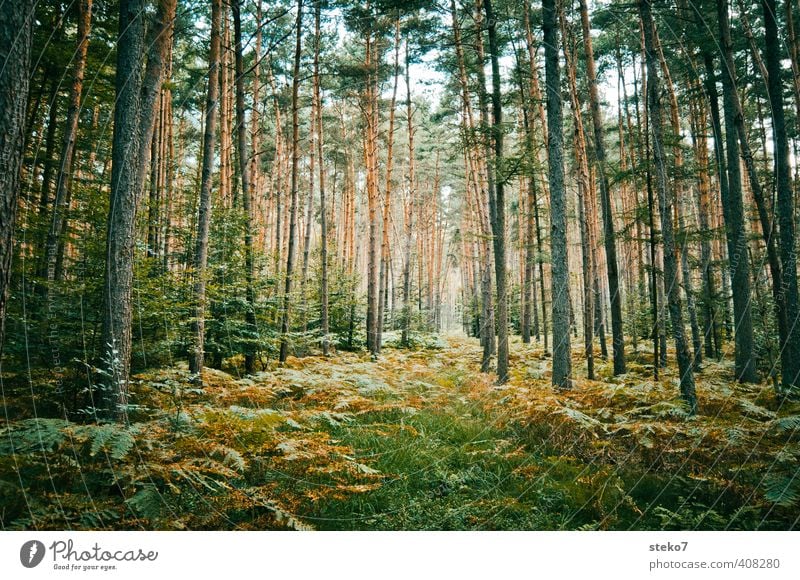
[{"xmin": 1, "ymin": 335, "xmax": 798, "ymax": 530}]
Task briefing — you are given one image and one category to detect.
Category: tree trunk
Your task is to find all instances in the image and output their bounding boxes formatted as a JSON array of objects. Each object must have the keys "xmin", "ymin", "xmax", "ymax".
[
  {"xmin": 364, "ymin": 20, "xmax": 380, "ymax": 357},
  {"xmin": 640, "ymin": 0, "xmax": 696, "ymax": 412},
  {"xmin": 401, "ymin": 39, "xmax": 416, "ymax": 348},
  {"xmin": 314, "ymin": 0, "xmax": 329, "ymax": 355},
  {"xmin": 189, "ymin": 0, "xmax": 221, "ymax": 380},
  {"xmin": 762, "ymin": 0, "xmax": 800, "ymax": 393},
  {"xmin": 0, "ymin": 0, "xmax": 34, "ymax": 356},
  {"xmin": 101, "ymin": 0, "xmax": 176, "ymax": 421},
  {"xmin": 578, "ymin": 0, "xmax": 626, "ymax": 375},
  {"xmin": 543, "ymin": 0, "xmax": 572, "ymax": 389},
  {"xmin": 562, "ymin": 14, "xmax": 594, "ymax": 379},
  {"xmin": 379, "ymin": 18, "xmax": 401, "ymax": 350},
  {"xmin": 44, "ymin": 0, "xmax": 92, "ymax": 289},
  {"xmin": 483, "ymin": 0, "xmax": 509, "ymax": 383},
  {"xmin": 716, "ymin": 0, "xmax": 759, "ymax": 382},
  {"xmin": 279, "ymin": 0, "xmax": 304, "ymax": 363}
]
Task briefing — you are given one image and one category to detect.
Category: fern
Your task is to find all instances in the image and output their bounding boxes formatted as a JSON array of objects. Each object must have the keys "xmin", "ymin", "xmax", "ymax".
[
  {"xmin": 0, "ymin": 418, "xmax": 70, "ymax": 454},
  {"xmin": 125, "ymin": 484, "xmax": 166, "ymax": 519},
  {"xmin": 770, "ymin": 415, "xmax": 800, "ymax": 433},
  {"xmin": 763, "ymin": 472, "xmax": 800, "ymax": 507},
  {"xmin": 75, "ymin": 424, "xmax": 140, "ymax": 460}
]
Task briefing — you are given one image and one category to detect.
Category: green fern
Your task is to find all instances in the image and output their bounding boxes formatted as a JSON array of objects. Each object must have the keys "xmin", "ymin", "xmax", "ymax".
[
  {"xmin": 125, "ymin": 484, "xmax": 166, "ymax": 519},
  {"xmin": 763, "ymin": 472, "xmax": 800, "ymax": 507},
  {"xmin": 73, "ymin": 423, "xmax": 140, "ymax": 460},
  {"xmin": 0, "ymin": 418, "xmax": 70, "ymax": 454},
  {"xmin": 770, "ymin": 415, "xmax": 800, "ymax": 433}
]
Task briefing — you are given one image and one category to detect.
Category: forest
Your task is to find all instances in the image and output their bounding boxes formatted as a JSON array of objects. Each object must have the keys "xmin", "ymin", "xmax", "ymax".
[{"xmin": 0, "ymin": 0, "xmax": 799, "ymax": 531}]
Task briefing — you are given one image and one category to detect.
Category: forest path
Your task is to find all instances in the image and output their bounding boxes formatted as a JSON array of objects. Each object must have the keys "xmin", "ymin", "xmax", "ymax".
[{"xmin": 229, "ymin": 334, "xmax": 795, "ymax": 530}]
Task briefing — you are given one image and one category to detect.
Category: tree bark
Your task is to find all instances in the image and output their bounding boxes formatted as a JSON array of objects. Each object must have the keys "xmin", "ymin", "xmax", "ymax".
[
  {"xmin": 44, "ymin": 0, "xmax": 92, "ymax": 288},
  {"xmin": 640, "ymin": 0, "xmax": 696, "ymax": 412},
  {"xmin": 0, "ymin": 0, "xmax": 34, "ymax": 356},
  {"xmin": 101, "ymin": 0, "xmax": 176, "ymax": 420},
  {"xmin": 279, "ymin": 0, "xmax": 304, "ymax": 363},
  {"xmin": 578, "ymin": 0, "xmax": 626, "ymax": 375},
  {"xmin": 189, "ymin": 0, "xmax": 221, "ymax": 379},
  {"xmin": 715, "ymin": 0, "xmax": 759, "ymax": 382},
  {"xmin": 543, "ymin": 0, "xmax": 572, "ymax": 389},
  {"xmin": 483, "ymin": 0, "xmax": 509, "ymax": 383},
  {"xmin": 762, "ymin": 0, "xmax": 800, "ymax": 393}
]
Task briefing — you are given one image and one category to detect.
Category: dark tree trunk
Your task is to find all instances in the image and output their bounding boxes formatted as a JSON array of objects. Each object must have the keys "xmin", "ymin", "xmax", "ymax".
[
  {"xmin": 640, "ymin": 0, "xmax": 696, "ymax": 412},
  {"xmin": 189, "ymin": 0, "xmax": 221, "ymax": 379},
  {"xmin": 279, "ymin": 0, "xmax": 304, "ymax": 363},
  {"xmin": 484, "ymin": 0, "xmax": 509, "ymax": 383},
  {"xmin": 762, "ymin": 0, "xmax": 800, "ymax": 393},
  {"xmin": 716, "ymin": 0, "xmax": 759, "ymax": 382},
  {"xmin": 543, "ymin": 0, "xmax": 572, "ymax": 389},
  {"xmin": 232, "ymin": 0, "xmax": 258, "ymax": 372},
  {"xmin": 0, "ymin": 0, "xmax": 34, "ymax": 356},
  {"xmin": 101, "ymin": 0, "xmax": 175, "ymax": 421},
  {"xmin": 578, "ymin": 0, "xmax": 626, "ymax": 375}
]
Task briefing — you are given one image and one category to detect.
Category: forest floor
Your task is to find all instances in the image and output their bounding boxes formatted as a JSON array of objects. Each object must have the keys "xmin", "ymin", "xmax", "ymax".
[{"xmin": 1, "ymin": 334, "xmax": 799, "ymax": 530}]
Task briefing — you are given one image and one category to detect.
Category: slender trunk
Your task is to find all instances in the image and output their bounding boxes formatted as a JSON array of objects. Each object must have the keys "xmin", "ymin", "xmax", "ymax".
[
  {"xmin": 401, "ymin": 40, "xmax": 416, "ymax": 347},
  {"xmin": 379, "ymin": 19, "xmax": 401, "ymax": 349},
  {"xmin": 762, "ymin": 0, "xmax": 800, "ymax": 392},
  {"xmin": 189, "ymin": 0, "xmax": 221, "ymax": 379},
  {"xmin": 543, "ymin": 0, "xmax": 572, "ymax": 389},
  {"xmin": 578, "ymin": 0, "xmax": 625, "ymax": 375},
  {"xmin": 279, "ymin": 0, "xmax": 304, "ymax": 363},
  {"xmin": 44, "ymin": 0, "xmax": 92, "ymax": 288},
  {"xmin": 562, "ymin": 15, "xmax": 594, "ymax": 379},
  {"xmin": 364, "ymin": 21, "xmax": 380, "ymax": 357},
  {"xmin": 716, "ymin": 0, "xmax": 759, "ymax": 382},
  {"xmin": 233, "ymin": 0, "xmax": 258, "ymax": 373},
  {"xmin": 640, "ymin": 0, "xmax": 696, "ymax": 411},
  {"xmin": 314, "ymin": 0, "xmax": 329, "ymax": 355},
  {"xmin": 484, "ymin": 0, "xmax": 509, "ymax": 383}
]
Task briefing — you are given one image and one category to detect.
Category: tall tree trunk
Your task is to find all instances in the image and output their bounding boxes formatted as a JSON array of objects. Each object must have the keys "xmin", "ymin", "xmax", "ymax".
[
  {"xmin": 101, "ymin": 0, "xmax": 176, "ymax": 420},
  {"xmin": 379, "ymin": 18, "xmax": 401, "ymax": 350},
  {"xmin": 189, "ymin": 0, "xmax": 221, "ymax": 380},
  {"xmin": 715, "ymin": 0, "xmax": 759, "ymax": 382},
  {"xmin": 688, "ymin": 90, "xmax": 720, "ymax": 359},
  {"xmin": 364, "ymin": 19, "xmax": 380, "ymax": 357},
  {"xmin": 450, "ymin": 0, "xmax": 494, "ymax": 364},
  {"xmin": 401, "ymin": 39, "xmax": 416, "ymax": 348},
  {"xmin": 640, "ymin": 0, "xmax": 696, "ymax": 412},
  {"xmin": 762, "ymin": 0, "xmax": 800, "ymax": 393},
  {"xmin": 314, "ymin": 0, "xmax": 329, "ymax": 355},
  {"xmin": 0, "ymin": 0, "xmax": 34, "ymax": 356},
  {"xmin": 578, "ymin": 0, "xmax": 626, "ymax": 375},
  {"xmin": 44, "ymin": 0, "xmax": 92, "ymax": 288},
  {"xmin": 232, "ymin": 0, "xmax": 258, "ymax": 372},
  {"xmin": 562, "ymin": 14, "xmax": 594, "ymax": 379},
  {"xmin": 474, "ymin": 1, "xmax": 497, "ymax": 370},
  {"xmin": 279, "ymin": 0, "xmax": 304, "ymax": 363},
  {"xmin": 543, "ymin": 0, "xmax": 572, "ymax": 389},
  {"xmin": 484, "ymin": 0, "xmax": 509, "ymax": 383}
]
